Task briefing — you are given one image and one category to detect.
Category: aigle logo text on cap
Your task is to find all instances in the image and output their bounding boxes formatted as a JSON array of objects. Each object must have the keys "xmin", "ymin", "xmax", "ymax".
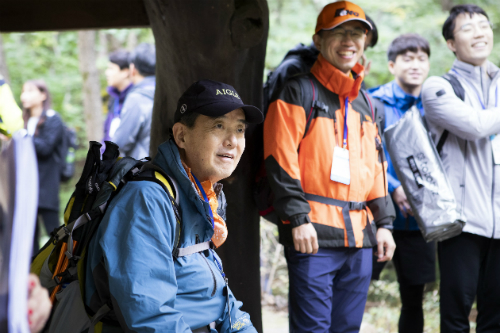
[{"xmin": 215, "ymin": 89, "xmax": 241, "ymax": 100}]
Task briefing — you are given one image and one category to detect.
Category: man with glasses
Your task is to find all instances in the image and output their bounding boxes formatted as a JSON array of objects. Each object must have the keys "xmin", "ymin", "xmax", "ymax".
[
  {"xmin": 264, "ymin": 2, "xmax": 395, "ymax": 332},
  {"xmin": 422, "ymin": 4, "xmax": 500, "ymax": 332}
]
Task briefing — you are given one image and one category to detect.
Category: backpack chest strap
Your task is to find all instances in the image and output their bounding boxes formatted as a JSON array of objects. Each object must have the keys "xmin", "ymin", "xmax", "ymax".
[{"xmin": 173, "ymin": 241, "xmax": 213, "ymax": 258}]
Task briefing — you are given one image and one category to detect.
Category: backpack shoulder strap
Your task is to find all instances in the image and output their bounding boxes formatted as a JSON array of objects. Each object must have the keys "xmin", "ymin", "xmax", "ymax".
[
  {"xmin": 295, "ymin": 74, "xmax": 327, "ymax": 139},
  {"xmin": 435, "ymin": 73, "xmax": 465, "ymax": 155},
  {"xmin": 132, "ymin": 164, "xmax": 182, "ymax": 256},
  {"xmin": 442, "ymin": 73, "xmax": 466, "ymax": 101}
]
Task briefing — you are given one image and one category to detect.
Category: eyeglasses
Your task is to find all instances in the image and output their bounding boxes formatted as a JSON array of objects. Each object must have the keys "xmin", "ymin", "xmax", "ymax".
[
  {"xmin": 454, "ymin": 21, "xmax": 492, "ymax": 36},
  {"xmin": 327, "ymin": 27, "xmax": 367, "ymax": 41}
]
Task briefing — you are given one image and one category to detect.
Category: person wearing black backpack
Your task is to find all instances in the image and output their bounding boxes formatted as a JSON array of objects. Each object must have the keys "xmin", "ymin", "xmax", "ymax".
[
  {"xmin": 21, "ymin": 79, "xmax": 64, "ymax": 251},
  {"xmin": 85, "ymin": 80, "xmax": 263, "ymax": 333},
  {"xmin": 264, "ymin": 2, "xmax": 395, "ymax": 332},
  {"xmin": 422, "ymin": 5, "xmax": 500, "ymax": 332},
  {"xmin": 112, "ymin": 43, "xmax": 156, "ymax": 159}
]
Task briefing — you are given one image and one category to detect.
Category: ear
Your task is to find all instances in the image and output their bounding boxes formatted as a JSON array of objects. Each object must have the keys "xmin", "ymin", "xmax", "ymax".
[
  {"xmin": 446, "ymin": 39, "xmax": 456, "ymax": 53},
  {"xmin": 172, "ymin": 122, "xmax": 188, "ymax": 149},
  {"xmin": 388, "ymin": 60, "xmax": 396, "ymax": 75},
  {"xmin": 313, "ymin": 33, "xmax": 322, "ymax": 51},
  {"xmin": 129, "ymin": 63, "xmax": 136, "ymax": 77}
]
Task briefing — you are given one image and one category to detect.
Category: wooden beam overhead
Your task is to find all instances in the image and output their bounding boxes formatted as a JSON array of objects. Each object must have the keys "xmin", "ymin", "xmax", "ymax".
[{"xmin": 0, "ymin": 0, "xmax": 150, "ymax": 32}]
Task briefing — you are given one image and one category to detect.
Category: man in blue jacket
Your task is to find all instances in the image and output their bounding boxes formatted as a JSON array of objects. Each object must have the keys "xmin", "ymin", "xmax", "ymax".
[
  {"xmin": 369, "ymin": 34, "xmax": 433, "ymax": 333},
  {"xmin": 85, "ymin": 80, "xmax": 263, "ymax": 333}
]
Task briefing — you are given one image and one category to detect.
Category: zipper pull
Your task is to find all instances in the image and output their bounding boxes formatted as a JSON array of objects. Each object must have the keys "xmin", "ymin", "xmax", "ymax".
[{"xmin": 224, "ymin": 277, "xmax": 232, "ymax": 329}]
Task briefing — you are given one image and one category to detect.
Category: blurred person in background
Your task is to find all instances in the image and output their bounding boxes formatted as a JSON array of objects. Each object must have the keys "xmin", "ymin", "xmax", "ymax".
[
  {"xmin": 369, "ymin": 33, "xmax": 433, "ymax": 333},
  {"xmin": 103, "ymin": 49, "xmax": 133, "ymax": 145},
  {"xmin": 112, "ymin": 43, "xmax": 156, "ymax": 159},
  {"xmin": 21, "ymin": 80, "xmax": 64, "ymax": 251}
]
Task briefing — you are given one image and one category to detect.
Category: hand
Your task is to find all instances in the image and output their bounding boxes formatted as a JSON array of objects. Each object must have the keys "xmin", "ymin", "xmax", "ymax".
[
  {"xmin": 360, "ymin": 54, "xmax": 372, "ymax": 76},
  {"xmin": 292, "ymin": 223, "xmax": 318, "ymax": 254},
  {"xmin": 27, "ymin": 274, "xmax": 52, "ymax": 333},
  {"xmin": 392, "ymin": 186, "xmax": 413, "ymax": 218},
  {"xmin": 375, "ymin": 228, "xmax": 396, "ymax": 262}
]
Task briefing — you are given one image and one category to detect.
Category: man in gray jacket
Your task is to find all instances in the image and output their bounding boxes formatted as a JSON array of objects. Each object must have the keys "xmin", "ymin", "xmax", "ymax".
[
  {"xmin": 112, "ymin": 43, "xmax": 156, "ymax": 159},
  {"xmin": 421, "ymin": 4, "xmax": 500, "ymax": 332}
]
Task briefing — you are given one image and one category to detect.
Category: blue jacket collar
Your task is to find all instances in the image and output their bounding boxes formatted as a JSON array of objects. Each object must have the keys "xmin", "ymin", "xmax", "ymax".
[
  {"xmin": 152, "ymin": 140, "xmax": 214, "ymax": 222},
  {"xmin": 369, "ymin": 80, "xmax": 422, "ymax": 112}
]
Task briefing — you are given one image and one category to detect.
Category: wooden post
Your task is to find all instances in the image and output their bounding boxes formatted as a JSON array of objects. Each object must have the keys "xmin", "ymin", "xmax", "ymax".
[
  {"xmin": 77, "ymin": 30, "xmax": 103, "ymax": 143},
  {"xmin": 144, "ymin": 1, "xmax": 269, "ymax": 330}
]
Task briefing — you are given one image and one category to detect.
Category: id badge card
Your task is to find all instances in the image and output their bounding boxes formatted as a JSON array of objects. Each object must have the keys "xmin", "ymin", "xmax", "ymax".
[
  {"xmin": 330, "ymin": 146, "xmax": 351, "ymax": 185},
  {"xmin": 491, "ymin": 135, "xmax": 500, "ymax": 165}
]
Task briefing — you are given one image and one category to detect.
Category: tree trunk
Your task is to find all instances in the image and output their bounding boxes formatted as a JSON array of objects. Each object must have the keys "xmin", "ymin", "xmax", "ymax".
[
  {"xmin": 144, "ymin": 0, "xmax": 269, "ymax": 331},
  {"xmin": 0, "ymin": 34, "xmax": 10, "ymax": 83},
  {"xmin": 441, "ymin": 0, "xmax": 454, "ymax": 11},
  {"xmin": 78, "ymin": 30, "xmax": 103, "ymax": 143}
]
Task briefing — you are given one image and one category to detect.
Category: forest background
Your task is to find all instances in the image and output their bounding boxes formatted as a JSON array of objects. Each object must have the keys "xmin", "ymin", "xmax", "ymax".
[{"xmin": 1, "ymin": 0, "xmax": 498, "ymax": 332}]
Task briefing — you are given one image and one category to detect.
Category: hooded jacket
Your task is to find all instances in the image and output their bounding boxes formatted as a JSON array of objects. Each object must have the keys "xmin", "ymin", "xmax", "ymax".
[
  {"xmin": 85, "ymin": 140, "xmax": 256, "ymax": 333},
  {"xmin": 264, "ymin": 54, "xmax": 395, "ymax": 248},
  {"xmin": 422, "ymin": 59, "xmax": 500, "ymax": 239},
  {"xmin": 113, "ymin": 76, "xmax": 155, "ymax": 159},
  {"xmin": 369, "ymin": 80, "xmax": 423, "ymax": 231}
]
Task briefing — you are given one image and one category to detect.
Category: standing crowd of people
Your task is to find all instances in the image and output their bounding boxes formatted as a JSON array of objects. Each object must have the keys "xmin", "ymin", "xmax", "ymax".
[{"xmin": 1, "ymin": 1, "xmax": 499, "ymax": 332}]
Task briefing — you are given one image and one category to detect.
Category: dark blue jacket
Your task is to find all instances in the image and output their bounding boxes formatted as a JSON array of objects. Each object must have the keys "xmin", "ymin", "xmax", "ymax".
[{"xmin": 369, "ymin": 81, "xmax": 423, "ymax": 231}]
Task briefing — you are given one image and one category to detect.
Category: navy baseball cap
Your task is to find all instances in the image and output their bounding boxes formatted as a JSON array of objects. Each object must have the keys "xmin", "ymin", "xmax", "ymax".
[{"xmin": 174, "ymin": 79, "xmax": 263, "ymax": 124}]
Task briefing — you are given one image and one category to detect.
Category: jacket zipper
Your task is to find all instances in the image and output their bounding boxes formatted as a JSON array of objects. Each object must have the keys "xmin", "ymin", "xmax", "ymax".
[
  {"xmin": 492, "ymin": 165, "xmax": 496, "ymax": 237},
  {"xmin": 199, "ymin": 253, "xmax": 217, "ymax": 297},
  {"xmin": 196, "ymin": 234, "xmax": 217, "ymax": 297}
]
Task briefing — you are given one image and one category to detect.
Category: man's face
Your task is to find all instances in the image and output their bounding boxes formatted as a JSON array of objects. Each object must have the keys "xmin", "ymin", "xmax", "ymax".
[
  {"xmin": 447, "ymin": 13, "xmax": 493, "ymax": 67},
  {"xmin": 389, "ymin": 50, "xmax": 430, "ymax": 92},
  {"xmin": 175, "ymin": 108, "xmax": 246, "ymax": 183},
  {"xmin": 105, "ymin": 62, "xmax": 129, "ymax": 89},
  {"xmin": 313, "ymin": 21, "xmax": 367, "ymax": 75}
]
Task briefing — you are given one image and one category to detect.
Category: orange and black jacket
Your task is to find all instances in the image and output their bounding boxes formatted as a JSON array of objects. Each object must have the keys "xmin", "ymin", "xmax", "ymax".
[{"xmin": 264, "ymin": 54, "xmax": 395, "ymax": 248}]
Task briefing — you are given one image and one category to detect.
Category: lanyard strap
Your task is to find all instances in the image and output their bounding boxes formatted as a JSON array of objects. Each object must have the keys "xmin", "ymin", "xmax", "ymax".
[
  {"xmin": 451, "ymin": 69, "xmax": 499, "ymax": 109},
  {"xmin": 343, "ymin": 97, "xmax": 349, "ymax": 148},
  {"xmin": 192, "ymin": 173, "xmax": 215, "ymax": 229}
]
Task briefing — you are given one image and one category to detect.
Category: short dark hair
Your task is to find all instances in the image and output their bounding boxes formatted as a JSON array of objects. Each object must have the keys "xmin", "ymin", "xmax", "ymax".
[
  {"xmin": 365, "ymin": 14, "xmax": 378, "ymax": 48},
  {"xmin": 109, "ymin": 49, "xmax": 130, "ymax": 70},
  {"xmin": 129, "ymin": 43, "xmax": 156, "ymax": 76},
  {"xmin": 179, "ymin": 112, "xmax": 200, "ymax": 128},
  {"xmin": 387, "ymin": 33, "xmax": 430, "ymax": 62},
  {"xmin": 442, "ymin": 4, "xmax": 489, "ymax": 41}
]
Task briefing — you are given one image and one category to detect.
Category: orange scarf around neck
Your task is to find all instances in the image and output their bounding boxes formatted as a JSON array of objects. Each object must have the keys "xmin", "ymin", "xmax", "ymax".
[{"xmin": 182, "ymin": 161, "xmax": 228, "ymax": 248}]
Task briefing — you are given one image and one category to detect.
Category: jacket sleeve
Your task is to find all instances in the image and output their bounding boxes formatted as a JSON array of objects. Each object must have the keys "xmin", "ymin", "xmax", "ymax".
[
  {"xmin": 264, "ymin": 79, "xmax": 311, "ymax": 228},
  {"xmin": 33, "ymin": 113, "xmax": 64, "ymax": 158},
  {"xmin": 0, "ymin": 82, "xmax": 24, "ymax": 135},
  {"xmin": 112, "ymin": 92, "xmax": 150, "ymax": 156},
  {"xmin": 215, "ymin": 279, "xmax": 257, "ymax": 333},
  {"xmin": 99, "ymin": 183, "xmax": 192, "ymax": 333},
  {"xmin": 422, "ymin": 76, "xmax": 500, "ymax": 140},
  {"xmin": 367, "ymin": 134, "xmax": 396, "ymax": 229}
]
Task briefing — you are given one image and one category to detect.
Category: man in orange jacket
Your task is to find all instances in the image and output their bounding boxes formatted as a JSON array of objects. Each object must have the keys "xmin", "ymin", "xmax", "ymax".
[{"xmin": 264, "ymin": 2, "xmax": 396, "ymax": 332}]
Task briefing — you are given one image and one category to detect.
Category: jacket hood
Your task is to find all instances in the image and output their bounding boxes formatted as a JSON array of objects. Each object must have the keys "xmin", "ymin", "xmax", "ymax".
[
  {"xmin": 369, "ymin": 80, "xmax": 422, "ymax": 112},
  {"xmin": 311, "ymin": 54, "xmax": 364, "ymax": 101}
]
